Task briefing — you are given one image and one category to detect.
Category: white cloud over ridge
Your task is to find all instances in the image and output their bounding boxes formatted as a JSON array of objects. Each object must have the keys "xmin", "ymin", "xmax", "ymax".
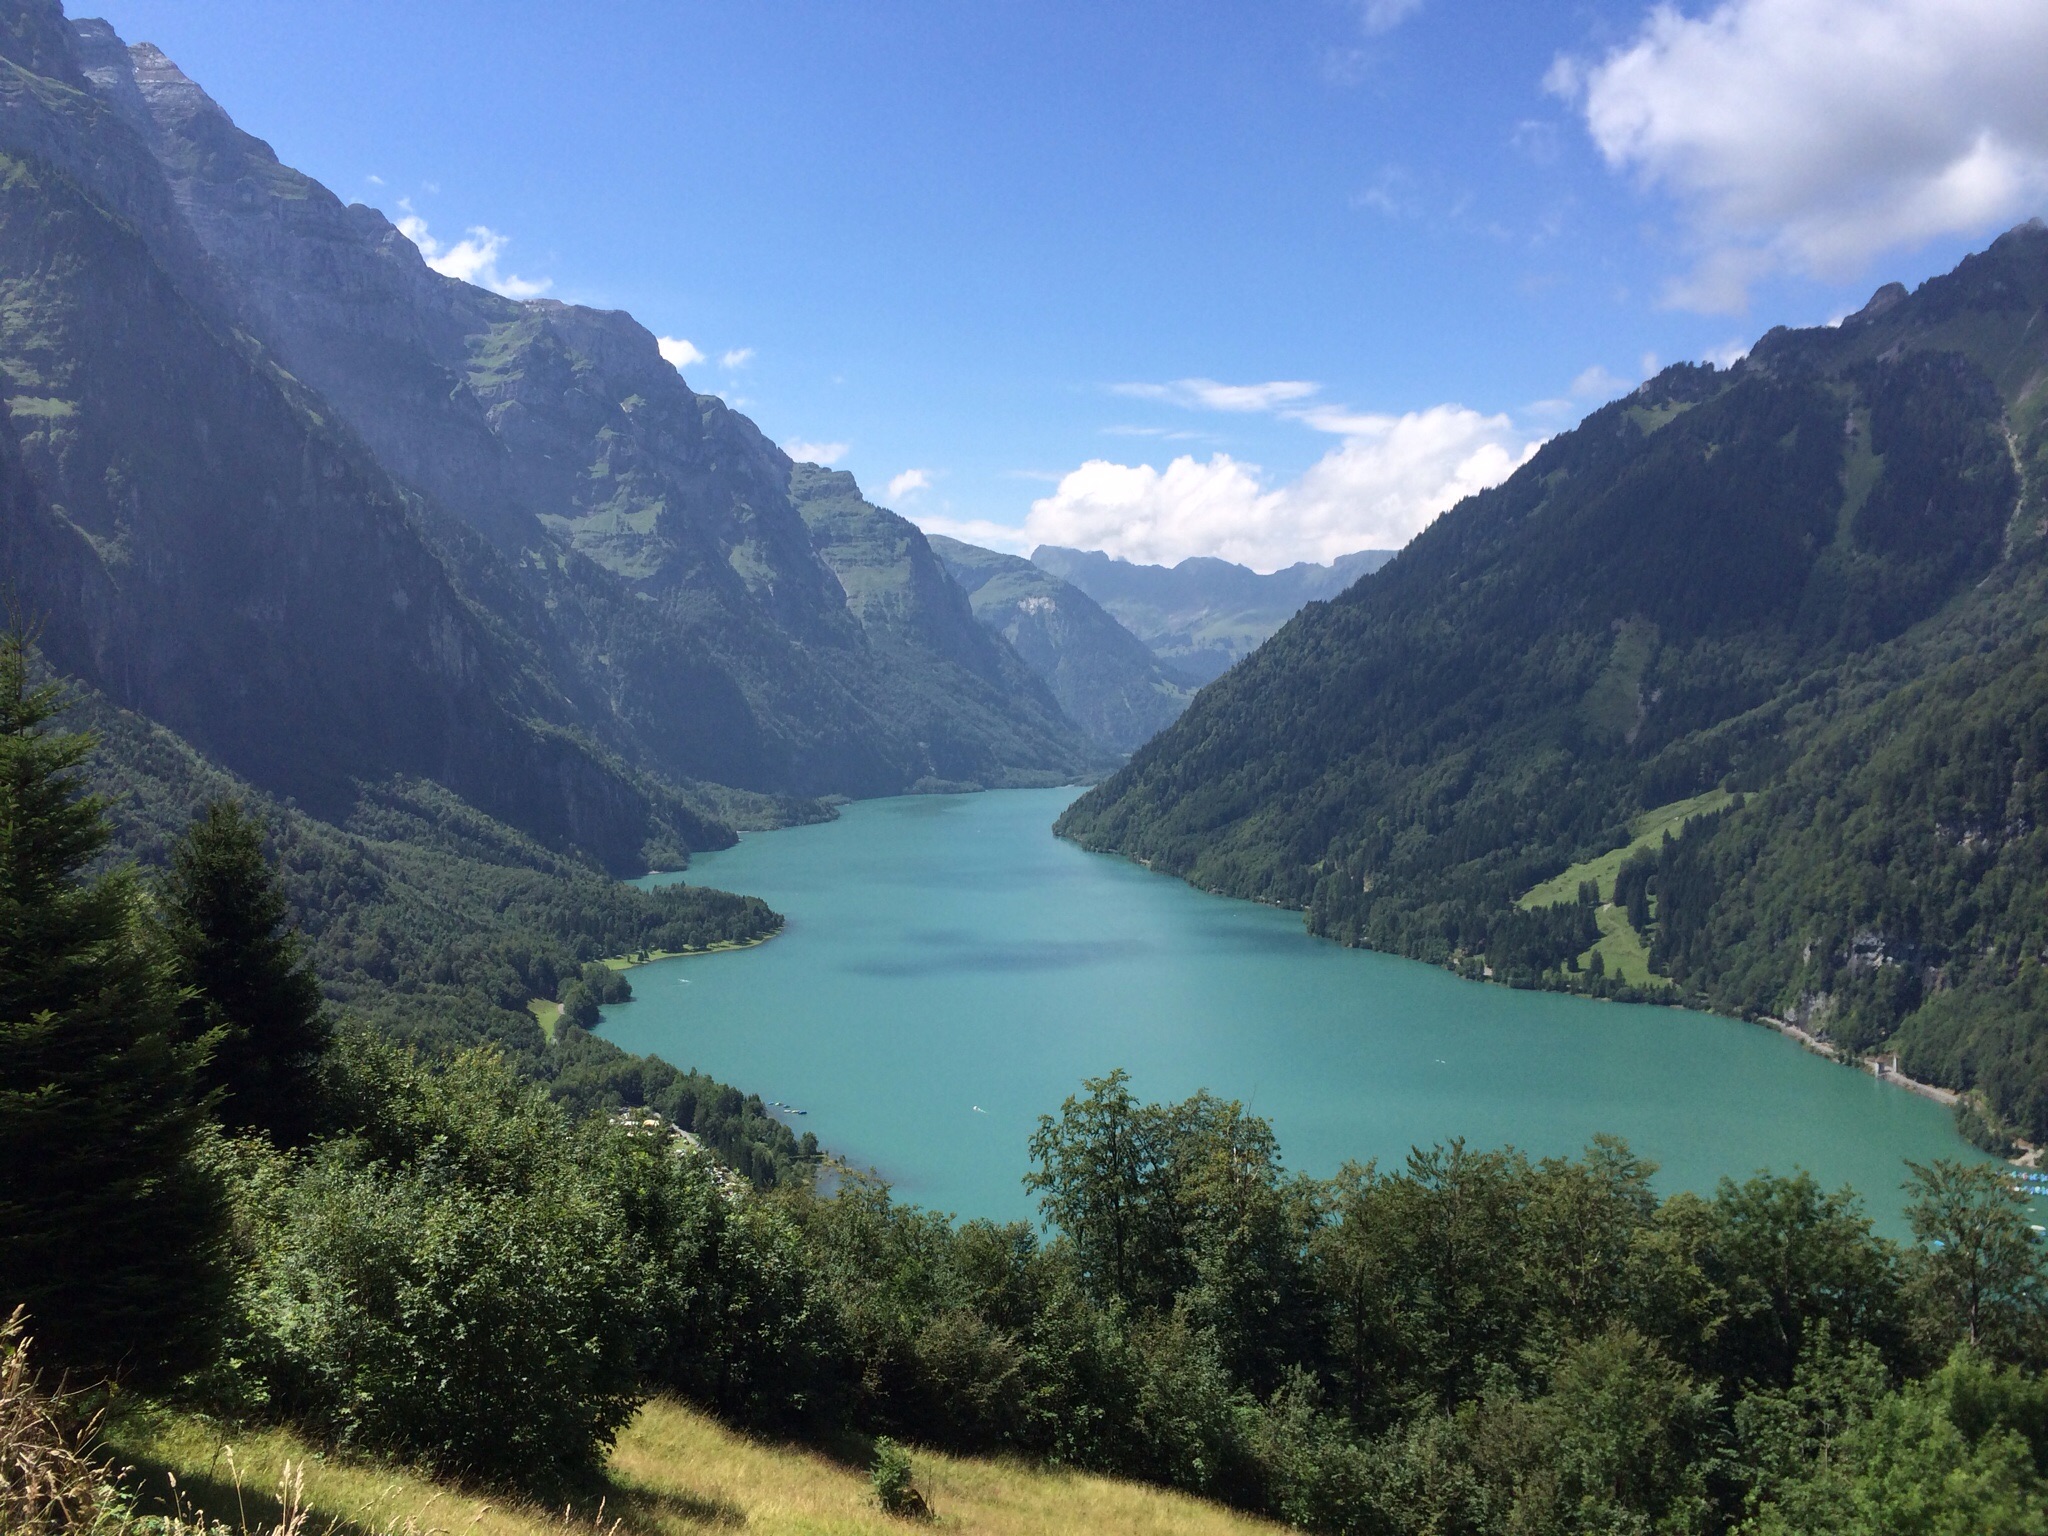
[
  {"xmin": 657, "ymin": 336, "xmax": 705, "ymax": 370},
  {"xmin": 1555, "ymin": 0, "xmax": 2048, "ymax": 311},
  {"xmin": 782, "ymin": 439, "xmax": 849, "ymax": 467},
  {"xmin": 886, "ymin": 468, "xmax": 932, "ymax": 501},
  {"xmin": 1020, "ymin": 405, "xmax": 1540, "ymax": 571},
  {"xmin": 394, "ymin": 207, "xmax": 551, "ymax": 299}
]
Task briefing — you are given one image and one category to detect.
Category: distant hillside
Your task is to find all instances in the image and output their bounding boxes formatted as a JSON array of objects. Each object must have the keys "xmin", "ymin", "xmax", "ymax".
[
  {"xmin": 1059, "ymin": 223, "xmax": 2048, "ymax": 1146},
  {"xmin": 930, "ymin": 535, "xmax": 1197, "ymax": 754},
  {"xmin": 0, "ymin": 7, "xmax": 1095, "ymax": 880},
  {"xmin": 1033, "ymin": 545, "xmax": 1393, "ymax": 682}
]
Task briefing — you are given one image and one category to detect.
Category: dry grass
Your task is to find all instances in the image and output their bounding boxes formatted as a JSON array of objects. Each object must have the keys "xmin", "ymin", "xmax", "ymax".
[
  {"xmin": 1, "ymin": 1308, "xmax": 106, "ymax": 1534},
  {"xmin": 108, "ymin": 1397, "xmax": 1281, "ymax": 1536}
]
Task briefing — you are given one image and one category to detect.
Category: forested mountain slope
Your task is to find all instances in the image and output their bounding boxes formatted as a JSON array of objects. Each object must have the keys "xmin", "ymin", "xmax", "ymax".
[
  {"xmin": 932, "ymin": 534, "xmax": 1197, "ymax": 753},
  {"xmin": 1060, "ymin": 223, "xmax": 2048, "ymax": 1143},
  {"xmin": 0, "ymin": 2, "xmax": 1093, "ymax": 867},
  {"xmin": 1034, "ymin": 544, "xmax": 1393, "ymax": 682}
]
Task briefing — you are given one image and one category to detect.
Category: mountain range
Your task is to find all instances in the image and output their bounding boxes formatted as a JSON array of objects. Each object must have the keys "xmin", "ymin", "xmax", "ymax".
[
  {"xmin": 1061, "ymin": 224, "xmax": 2048, "ymax": 1147},
  {"xmin": 1033, "ymin": 544, "xmax": 1394, "ymax": 683},
  {"xmin": 0, "ymin": 2, "xmax": 1111, "ymax": 878}
]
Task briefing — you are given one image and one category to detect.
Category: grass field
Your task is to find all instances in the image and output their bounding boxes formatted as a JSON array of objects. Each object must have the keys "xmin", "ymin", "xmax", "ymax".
[
  {"xmin": 105, "ymin": 1397, "xmax": 1281, "ymax": 1536},
  {"xmin": 1516, "ymin": 790, "xmax": 1731, "ymax": 991},
  {"xmin": 1517, "ymin": 789, "xmax": 1733, "ymax": 910}
]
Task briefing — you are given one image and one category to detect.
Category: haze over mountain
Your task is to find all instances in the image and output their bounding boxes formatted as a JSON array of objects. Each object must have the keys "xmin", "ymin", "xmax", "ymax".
[
  {"xmin": 929, "ymin": 536, "xmax": 1196, "ymax": 755},
  {"xmin": 1061, "ymin": 223, "xmax": 2048, "ymax": 1147},
  {"xmin": 1032, "ymin": 546, "xmax": 1394, "ymax": 684},
  {"xmin": 0, "ymin": 3, "xmax": 1099, "ymax": 876}
]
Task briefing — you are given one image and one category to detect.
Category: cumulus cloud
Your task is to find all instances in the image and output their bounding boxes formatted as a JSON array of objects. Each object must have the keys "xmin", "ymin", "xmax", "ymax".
[
  {"xmin": 720, "ymin": 347, "xmax": 755, "ymax": 369},
  {"xmin": 1020, "ymin": 406, "xmax": 1540, "ymax": 570},
  {"xmin": 885, "ymin": 468, "xmax": 932, "ymax": 501},
  {"xmin": 1114, "ymin": 378, "xmax": 1320, "ymax": 412},
  {"xmin": 782, "ymin": 439, "xmax": 849, "ymax": 466},
  {"xmin": 657, "ymin": 336, "xmax": 706, "ymax": 371},
  {"xmin": 394, "ymin": 207, "xmax": 551, "ymax": 299},
  {"xmin": 1554, "ymin": 0, "xmax": 2048, "ymax": 311}
]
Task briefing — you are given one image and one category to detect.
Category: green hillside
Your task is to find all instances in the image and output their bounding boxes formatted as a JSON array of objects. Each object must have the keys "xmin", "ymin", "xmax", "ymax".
[{"xmin": 1059, "ymin": 223, "xmax": 2048, "ymax": 1146}]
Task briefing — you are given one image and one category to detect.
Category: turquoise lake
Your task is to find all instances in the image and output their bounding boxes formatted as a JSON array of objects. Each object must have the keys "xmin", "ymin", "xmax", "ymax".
[{"xmin": 607, "ymin": 786, "xmax": 2008, "ymax": 1236}]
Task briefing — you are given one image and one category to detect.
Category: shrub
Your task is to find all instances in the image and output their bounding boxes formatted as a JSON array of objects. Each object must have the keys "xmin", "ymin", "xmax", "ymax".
[
  {"xmin": 231, "ymin": 1047, "xmax": 644, "ymax": 1488},
  {"xmin": 869, "ymin": 1437, "xmax": 926, "ymax": 1517}
]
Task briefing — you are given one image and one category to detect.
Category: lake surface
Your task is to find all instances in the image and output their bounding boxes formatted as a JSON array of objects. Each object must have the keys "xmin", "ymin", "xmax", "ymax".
[{"xmin": 607, "ymin": 787, "xmax": 2006, "ymax": 1236}]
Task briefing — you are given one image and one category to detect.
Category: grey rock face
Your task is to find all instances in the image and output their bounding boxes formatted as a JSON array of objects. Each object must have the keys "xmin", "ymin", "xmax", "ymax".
[{"xmin": 931, "ymin": 537, "xmax": 1197, "ymax": 755}]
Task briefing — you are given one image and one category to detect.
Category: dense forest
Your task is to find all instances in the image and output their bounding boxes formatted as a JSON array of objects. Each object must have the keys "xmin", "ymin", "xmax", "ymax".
[
  {"xmin": 6, "ymin": 632, "xmax": 2048, "ymax": 1535},
  {"xmin": 1060, "ymin": 224, "xmax": 2048, "ymax": 1151},
  {"xmin": 66, "ymin": 654, "xmax": 816, "ymax": 1191}
]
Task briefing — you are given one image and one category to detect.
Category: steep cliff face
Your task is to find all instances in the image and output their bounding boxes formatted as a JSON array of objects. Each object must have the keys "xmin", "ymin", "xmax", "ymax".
[
  {"xmin": 792, "ymin": 468, "xmax": 1107, "ymax": 786},
  {"xmin": 53, "ymin": 17, "xmax": 1095, "ymax": 798},
  {"xmin": 0, "ymin": 40, "xmax": 720, "ymax": 870},
  {"xmin": 930, "ymin": 536, "xmax": 1196, "ymax": 755}
]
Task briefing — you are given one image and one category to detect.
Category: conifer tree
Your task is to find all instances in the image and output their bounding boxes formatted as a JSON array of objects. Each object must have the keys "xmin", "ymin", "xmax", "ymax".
[
  {"xmin": 159, "ymin": 798, "xmax": 330, "ymax": 1146},
  {"xmin": 0, "ymin": 635, "xmax": 227, "ymax": 1383}
]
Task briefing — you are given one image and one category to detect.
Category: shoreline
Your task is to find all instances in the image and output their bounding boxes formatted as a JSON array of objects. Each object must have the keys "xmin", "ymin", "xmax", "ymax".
[
  {"xmin": 602, "ymin": 930, "xmax": 780, "ymax": 971},
  {"xmin": 1759, "ymin": 1014, "xmax": 1962, "ymax": 1107},
  {"xmin": 530, "ymin": 931, "xmax": 781, "ymax": 1042}
]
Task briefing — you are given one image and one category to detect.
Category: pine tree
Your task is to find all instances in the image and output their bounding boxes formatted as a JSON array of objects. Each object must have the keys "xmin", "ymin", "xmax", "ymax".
[
  {"xmin": 159, "ymin": 799, "xmax": 330, "ymax": 1146},
  {"xmin": 0, "ymin": 636, "xmax": 227, "ymax": 1383}
]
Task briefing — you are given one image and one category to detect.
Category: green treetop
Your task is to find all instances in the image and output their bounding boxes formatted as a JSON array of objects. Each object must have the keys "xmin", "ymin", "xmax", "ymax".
[
  {"xmin": 0, "ymin": 633, "xmax": 228, "ymax": 1383},
  {"xmin": 158, "ymin": 798, "xmax": 331, "ymax": 1146}
]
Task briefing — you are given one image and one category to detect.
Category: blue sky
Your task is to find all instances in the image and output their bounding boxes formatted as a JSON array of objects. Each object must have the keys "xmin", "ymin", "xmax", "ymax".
[{"xmin": 89, "ymin": 0, "xmax": 2048, "ymax": 568}]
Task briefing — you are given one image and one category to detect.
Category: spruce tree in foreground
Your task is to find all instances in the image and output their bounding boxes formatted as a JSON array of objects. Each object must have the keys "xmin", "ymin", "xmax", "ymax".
[
  {"xmin": 0, "ymin": 635, "xmax": 227, "ymax": 1383},
  {"xmin": 159, "ymin": 798, "xmax": 330, "ymax": 1146}
]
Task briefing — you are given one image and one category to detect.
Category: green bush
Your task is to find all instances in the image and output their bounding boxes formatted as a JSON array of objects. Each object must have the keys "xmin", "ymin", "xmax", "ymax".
[
  {"xmin": 869, "ymin": 1436, "xmax": 923, "ymax": 1516},
  {"xmin": 230, "ymin": 1045, "xmax": 643, "ymax": 1488}
]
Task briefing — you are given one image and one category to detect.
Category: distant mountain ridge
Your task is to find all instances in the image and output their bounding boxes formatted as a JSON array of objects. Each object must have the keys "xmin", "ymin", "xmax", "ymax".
[
  {"xmin": 929, "ymin": 536, "xmax": 1196, "ymax": 754},
  {"xmin": 0, "ymin": 1, "xmax": 1099, "ymax": 873},
  {"xmin": 1060, "ymin": 223, "xmax": 2048, "ymax": 1144},
  {"xmin": 1032, "ymin": 545, "xmax": 1394, "ymax": 682}
]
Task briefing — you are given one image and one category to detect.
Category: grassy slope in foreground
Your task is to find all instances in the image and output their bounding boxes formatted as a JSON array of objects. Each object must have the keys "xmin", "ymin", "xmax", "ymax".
[{"xmin": 108, "ymin": 1399, "xmax": 1276, "ymax": 1536}]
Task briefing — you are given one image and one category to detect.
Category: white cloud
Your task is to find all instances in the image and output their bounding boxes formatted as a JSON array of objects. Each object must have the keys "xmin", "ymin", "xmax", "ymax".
[
  {"xmin": 1112, "ymin": 378, "xmax": 1320, "ymax": 413},
  {"xmin": 657, "ymin": 336, "xmax": 706, "ymax": 371},
  {"xmin": 720, "ymin": 347, "xmax": 755, "ymax": 369},
  {"xmin": 394, "ymin": 207, "xmax": 551, "ymax": 298},
  {"xmin": 1360, "ymin": 0, "xmax": 1423, "ymax": 34},
  {"xmin": 1021, "ymin": 405, "xmax": 1541, "ymax": 570},
  {"xmin": 1555, "ymin": 0, "xmax": 2048, "ymax": 311},
  {"xmin": 886, "ymin": 468, "xmax": 932, "ymax": 501},
  {"xmin": 782, "ymin": 439, "xmax": 849, "ymax": 466},
  {"xmin": 1703, "ymin": 338, "xmax": 1751, "ymax": 368}
]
